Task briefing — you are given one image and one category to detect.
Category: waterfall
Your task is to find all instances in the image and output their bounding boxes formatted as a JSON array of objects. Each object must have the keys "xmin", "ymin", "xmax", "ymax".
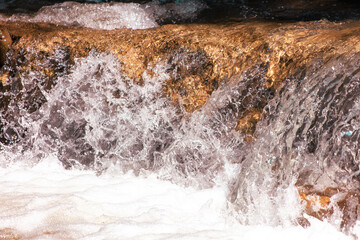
[{"xmin": 0, "ymin": 1, "xmax": 360, "ymax": 239}]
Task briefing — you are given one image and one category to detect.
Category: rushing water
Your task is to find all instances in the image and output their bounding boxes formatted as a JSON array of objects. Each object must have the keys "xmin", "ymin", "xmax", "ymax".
[
  {"xmin": 1, "ymin": 1, "xmax": 360, "ymax": 239},
  {"xmin": 0, "ymin": 1, "xmax": 207, "ymax": 29},
  {"xmin": 2, "ymin": 157, "xmax": 357, "ymax": 240}
]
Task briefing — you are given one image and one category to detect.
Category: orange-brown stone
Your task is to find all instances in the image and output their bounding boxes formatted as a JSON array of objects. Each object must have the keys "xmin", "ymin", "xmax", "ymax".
[
  {"xmin": 298, "ymin": 186, "xmax": 360, "ymax": 229},
  {"xmin": 0, "ymin": 71, "xmax": 8, "ymax": 85},
  {"xmin": 1, "ymin": 20, "xmax": 360, "ymax": 114},
  {"xmin": 0, "ymin": 228, "xmax": 21, "ymax": 240},
  {"xmin": 0, "ymin": 27, "xmax": 11, "ymax": 67},
  {"xmin": 236, "ymin": 108, "xmax": 261, "ymax": 141}
]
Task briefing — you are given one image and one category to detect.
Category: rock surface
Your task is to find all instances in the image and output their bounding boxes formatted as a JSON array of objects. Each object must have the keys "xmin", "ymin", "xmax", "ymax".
[
  {"xmin": 0, "ymin": 27, "xmax": 11, "ymax": 67},
  {"xmin": 299, "ymin": 186, "xmax": 360, "ymax": 230},
  {"xmin": 1, "ymin": 20, "xmax": 360, "ymax": 112}
]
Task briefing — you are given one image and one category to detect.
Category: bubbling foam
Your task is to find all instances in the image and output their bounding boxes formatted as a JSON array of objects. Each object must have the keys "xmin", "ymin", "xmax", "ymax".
[
  {"xmin": 0, "ymin": 2, "xmax": 158, "ymax": 30},
  {"xmin": 0, "ymin": 0, "xmax": 207, "ymax": 30}
]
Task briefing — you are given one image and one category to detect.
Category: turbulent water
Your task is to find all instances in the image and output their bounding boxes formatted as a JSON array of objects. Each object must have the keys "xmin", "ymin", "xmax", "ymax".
[
  {"xmin": 1, "ymin": 1, "xmax": 360, "ymax": 239},
  {"xmin": 0, "ymin": 1, "xmax": 207, "ymax": 29},
  {"xmin": 1, "ymin": 157, "xmax": 356, "ymax": 240}
]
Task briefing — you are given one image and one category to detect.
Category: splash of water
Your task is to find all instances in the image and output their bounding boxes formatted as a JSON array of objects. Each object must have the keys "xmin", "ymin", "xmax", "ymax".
[
  {"xmin": 1, "ymin": 52, "xmax": 238, "ymax": 189},
  {"xmin": 0, "ymin": 49, "xmax": 309, "ymax": 228},
  {"xmin": 1, "ymin": 19, "xmax": 360, "ymax": 235},
  {"xmin": 230, "ymin": 53, "xmax": 360, "ymax": 229},
  {"xmin": 0, "ymin": 0, "xmax": 207, "ymax": 30}
]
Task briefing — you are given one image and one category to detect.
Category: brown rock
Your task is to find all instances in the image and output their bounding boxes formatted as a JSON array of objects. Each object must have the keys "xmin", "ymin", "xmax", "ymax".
[
  {"xmin": 0, "ymin": 27, "xmax": 11, "ymax": 67},
  {"xmin": 0, "ymin": 71, "xmax": 9, "ymax": 85},
  {"xmin": 298, "ymin": 186, "xmax": 360, "ymax": 230},
  {"xmin": 236, "ymin": 108, "xmax": 261, "ymax": 141},
  {"xmin": 1, "ymin": 20, "xmax": 359, "ymax": 115},
  {"xmin": 0, "ymin": 228, "xmax": 21, "ymax": 240},
  {"xmin": 295, "ymin": 217, "xmax": 311, "ymax": 228}
]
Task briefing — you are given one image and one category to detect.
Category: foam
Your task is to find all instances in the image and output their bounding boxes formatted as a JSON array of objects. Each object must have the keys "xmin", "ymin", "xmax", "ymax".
[
  {"xmin": 0, "ymin": 157, "xmax": 353, "ymax": 240},
  {"xmin": 0, "ymin": 1, "xmax": 207, "ymax": 30},
  {"xmin": 0, "ymin": 2, "xmax": 158, "ymax": 30}
]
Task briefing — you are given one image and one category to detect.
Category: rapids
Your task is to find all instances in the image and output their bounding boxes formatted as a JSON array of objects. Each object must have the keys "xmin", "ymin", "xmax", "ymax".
[
  {"xmin": 0, "ymin": 157, "xmax": 356, "ymax": 239},
  {"xmin": 1, "ymin": 1, "xmax": 360, "ymax": 239},
  {"xmin": 0, "ymin": 1, "xmax": 207, "ymax": 29}
]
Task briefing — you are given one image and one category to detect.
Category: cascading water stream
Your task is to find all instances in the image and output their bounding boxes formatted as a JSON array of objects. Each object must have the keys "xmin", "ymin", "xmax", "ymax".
[
  {"xmin": 0, "ymin": 1, "xmax": 360, "ymax": 239},
  {"xmin": 231, "ymin": 53, "xmax": 360, "ymax": 229}
]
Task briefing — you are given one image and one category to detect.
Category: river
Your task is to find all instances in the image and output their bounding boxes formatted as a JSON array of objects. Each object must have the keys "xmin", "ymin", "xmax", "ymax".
[{"xmin": 0, "ymin": 1, "xmax": 360, "ymax": 239}]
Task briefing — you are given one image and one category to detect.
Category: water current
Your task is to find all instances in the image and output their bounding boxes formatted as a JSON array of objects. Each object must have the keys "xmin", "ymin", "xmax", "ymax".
[{"xmin": 0, "ymin": 1, "xmax": 360, "ymax": 239}]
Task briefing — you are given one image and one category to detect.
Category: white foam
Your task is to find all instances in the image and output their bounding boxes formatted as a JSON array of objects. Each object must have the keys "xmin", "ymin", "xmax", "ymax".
[
  {"xmin": 0, "ymin": 158, "xmax": 355, "ymax": 240},
  {"xmin": 0, "ymin": 1, "xmax": 207, "ymax": 30},
  {"xmin": 0, "ymin": 2, "xmax": 158, "ymax": 30}
]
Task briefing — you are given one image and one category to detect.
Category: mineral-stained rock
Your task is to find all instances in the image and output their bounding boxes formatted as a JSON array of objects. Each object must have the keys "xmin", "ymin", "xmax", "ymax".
[
  {"xmin": 2, "ymin": 20, "xmax": 360, "ymax": 114},
  {"xmin": 298, "ymin": 186, "xmax": 360, "ymax": 230},
  {"xmin": 236, "ymin": 108, "xmax": 261, "ymax": 141},
  {"xmin": 0, "ymin": 27, "xmax": 11, "ymax": 67},
  {"xmin": 0, "ymin": 228, "xmax": 21, "ymax": 240},
  {"xmin": 0, "ymin": 71, "xmax": 8, "ymax": 85}
]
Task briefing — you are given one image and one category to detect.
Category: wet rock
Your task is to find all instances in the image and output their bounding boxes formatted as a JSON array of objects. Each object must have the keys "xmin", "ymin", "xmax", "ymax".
[
  {"xmin": 295, "ymin": 217, "xmax": 311, "ymax": 228},
  {"xmin": 298, "ymin": 186, "xmax": 360, "ymax": 231},
  {"xmin": 0, "ymin": 71, "xmax": 8, "ymax": 85},
  {"xmin": 0, "ymin": 228, "xmax": 21, "ymax": 240},
  {"xmin": 236, "ymin": 108, "xmax": 261, "ymax": 142},
  {"xmin": 0, "ymin": 19, "xmax": 359, "ymax": 148},
  {"xmin": 0, "ymin": 27, "xmax": 11, "ymax": 67},
  {"xmin": 1, "ymin": 20, "xmax": 359, "ymax": 115}
]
